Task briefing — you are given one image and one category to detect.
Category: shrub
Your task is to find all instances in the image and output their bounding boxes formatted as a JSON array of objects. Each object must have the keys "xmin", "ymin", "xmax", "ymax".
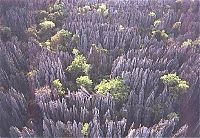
[
  {"xmin": 161, "ymin": 73, "xmax": 181, "ymax": 86},
  {"xmin": 39, "ymin": 20, "xmax": 55, "ymax": 30},
  {"xmin": 181, "ymin": 39, "xmax": 192, "ymax": 47},
  {"xmin": 41, "ymin": 40, "xmax": 52, "ymax": 50},
  {"xmin": 38, "ymin": 20, "xmax": 55, "ymax": 41},
  {"xmin": 97, "ymin": 3, "xmax": 107, "ymax": 12},
  {"xmin": 95, "ymin": 77, "xmax": 129, "ymax": 102},
  {"xmin": 192, "ymin": 37, "xmax": 200, "ymax": 47},
  {"xmin": 167, "ymin": 112, "xmax": 179, "ymax": 120},
  {"xmin": 26, "ymin": 70, "xmax": 37, "ymax": 77},
  {"xmin": 152, "ymin": 30, "xmax": 168, "ymax": 41},
  {"xmin": 172, "ymin": 22, "xmax": 181, "ymax": 29},
  {"xmin": 52, "ymin": 79, "xmax": 65, "ymax": 96},
  {"xmin": 81, "ymin": 123, "xmax": 89, "ymax": 136},
  {"xmin": 148, "ymin": 12, "xmax": 156, "ymax": 17},
  {"xmin": 78, "ymin": 5, "xmax": 91, "ymax": 14},
  {"xmin": 50, "ymin": 29, "xmax": 72, "ymax": 50},
  {"xmin": 66, "ymin": 49, "xmax": 90, "ymax": 75},
  {"xmin": 177, "ymin": 80, "xmax": 189, "ymax": 91},
  {"xmin": 47, "ymin": 0, "xmax": 66, "ymax": 26},
  {"xmin": 48, "ymin": 0, "xmax": 63, "ymax": 13},
  {"xmin": 76, "ymin": 76, "xmax": 93, "ymax": 90},
  {"xmin": 161, "ymin": 73, "xmax": 189, "ymax": 93},
  {"xmin": 97, "ymin": 3, "xmax": 108, "ymax": 16},
  {"xmin": 153, "ymin": 19, "xmax": 161, "ymax": 27}
]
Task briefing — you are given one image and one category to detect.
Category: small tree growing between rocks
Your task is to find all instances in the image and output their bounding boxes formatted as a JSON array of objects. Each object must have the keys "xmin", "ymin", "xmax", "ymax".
[
  {"xmin": 66, "ymin": 49, "xmax": 90, "ymax": 77},
  {"xmin": 52, "ymin": 79, "xmax": 65, "ymax": 96},
  {"xmin": 161, "ymin": 73, "xmax": 189, "ymax": 96},
  {"xmin": 81, "ymin": 123, "xmax": 89, "ymax": 136},
  {"xmin": 76, "ymin": 76, "xmax": 93, "ymax": 91},
  {"xmin": 95, "ymin": 77, "xmax": 129, "ymax": 103}
]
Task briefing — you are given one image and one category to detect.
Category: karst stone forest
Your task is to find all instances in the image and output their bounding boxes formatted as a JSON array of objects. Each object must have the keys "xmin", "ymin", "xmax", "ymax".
[{"xmin": 0, "ymin": 0, "xmax": 199, "ymax": 137}]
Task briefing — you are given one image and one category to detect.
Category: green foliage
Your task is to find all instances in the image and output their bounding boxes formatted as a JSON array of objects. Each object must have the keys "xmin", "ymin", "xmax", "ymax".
[
  {"xmin": 39, "ymin": 20, "xmax": 55, "ymax": 30},
  {"xmin": 167, "ymin": 112, "xmax": 179, "ymax": 120},
  {"xmin": 161, "ymin": 73, "xmax": 181, "ymax": 86},
  {"xmin": 148, "ymin": 12, "xmax": 156, "ymax": 17},
  {"xmin": 172, "ymin": 22, "xmax": 181, "ymax": 29},
  {"xmin": 50, "ymin": 29, "xmax": 72, "ymax": 50},
  {"xmin": 26, "ymin": 70, "xmax": 37, "ymax": 77},
  {"xmin": 181, "ymin": 39, "xmax": 192, "ymax": 47},
  {"xmin": 192, "ymin": 37, "xmax": 200, "ymax": 47},
  {"xmin": 95, "ymin": 77, "xmax": 129, "ymax": 102},
  {"xmin": 177, "ymin": 80, "xmax": 189, "ymax": 91},
  {"xmin": 52, "ymin": 79, "xmax": 65, "ymax": 96},
  {"xmin": 47, "ymin": 0, "xmax": 66, "ymax": 26},
  {"xmin": 41, "ymin": 40, "xmax": 52, "ymax": 50},
  {"xmin": 78, "ymin": 5, "xmax": 91, "ymax": 14},
  {"xmin": 72, "ymin": 48, "xmax": 80, "ymax": 55},
  {"xmin": 98, "ymin": 3, "xmax": 107, "ymax": 12},
  {"xmin": 81, "ymin": 123, "xmax": 89, "ymax": 136},
  {"xmin": 66, "ymin": 49, "xmax": 90, "ymax": 75},
  {"xmin": 48, "ymin": 0, "xmax": 63, "ymax": 13},
  {"xmin": 161, "ymin": 73, "xmax": 189, "ymax": 93},
  {"xmin": 153, "ymin": 19, "xmax": 161, "ymax": 27},
  {"xmin": 97, "ymin": 3, "xmax": 109, "ymax": 16},
  {"xmin": 152, "ymin": 30, "xmax": 168, "ymax": 41},
  {"xmin": 76, "ymin": 76, "xmax": 93, "ymax": 90}
]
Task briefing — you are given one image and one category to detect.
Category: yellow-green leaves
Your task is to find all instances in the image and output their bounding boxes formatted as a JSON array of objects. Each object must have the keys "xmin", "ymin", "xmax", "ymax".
[
  {"xmin": 76, "ymin": 76, "xmax": 93, "ymax": 90},
  {"xmin": 161, "ymin": 73, "xmax": 189, "ymax": 93},
  {"xmin": 81, "ymin": 123, "xmax": 89, "ymax": 136},
  {"xmin": 67, "ymin": 49, "xmax": 90, "ymax": 75},
  {"xmin": 154, "ymin": 19, "xmax": 161, "ymax": 27},
  {"xmin": 52, "ymin": 79, "xmax": 65, "ymax": 96},
  {"xmin": 95, "ymin": 77, "xmax": 129, "ymax": 102},
  {"xmin": 181, "ymin": 39, "xmax": 192, "ymax": 47},
  {"xmin": 148, "ymin": 12, "xmax": 156, "ymax": 17},
  {"xmin": 39, "ymin": 20, "xmax": 55, "ymax": 30}
]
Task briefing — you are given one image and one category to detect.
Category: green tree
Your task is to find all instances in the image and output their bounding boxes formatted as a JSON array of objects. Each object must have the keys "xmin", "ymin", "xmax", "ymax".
[
  {"xmin": 39, "ymin": 20, "xmax": 55, "ymax": 30},
  {"xmin": 50, "ymin": 29, "xmax": 72, "ymax": 51},
  {"xmin": 66, "ymin": 49, "xmax": 90, "ymax": 76},
  {"xmin": 38, "ymin": 20, "xmax": 55, "ymax": 41},
  {"xmin": 95, "ymin": 77, "xmax": 129, "ymax": 102},
  {"xmin": 160, "ymin": 73, "xmax": 189, "ymax": 95},
  {"xmin": 52, "ymin": 79, "xmax": 65, "ymax": 96},
  {"xmin": 152, "ymin": 30, "xmax": 168, "ymax": 42},
  {"xmin": 97, "ymin": 3, "xmax": 109, "ymax": 16},
  {"xmin": 76, "ymin": 76, "xmax": 93, "ymax": 91},
  {"xmin": 47, "ymin": 0, "xmax": 66, "ymax": 26},
  {"xmin": 181, "ymin": 39, "xmax": 192, "ymax": 47},
  {"xmin": 81, "ymin": 123, "xmax": 89, "ymax": 136}
]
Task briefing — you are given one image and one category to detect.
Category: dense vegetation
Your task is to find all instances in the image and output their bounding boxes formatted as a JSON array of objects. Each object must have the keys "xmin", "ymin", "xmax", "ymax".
[{"xmin": 0, "ymin": 0, "xmax": 199, "ymax": 137}]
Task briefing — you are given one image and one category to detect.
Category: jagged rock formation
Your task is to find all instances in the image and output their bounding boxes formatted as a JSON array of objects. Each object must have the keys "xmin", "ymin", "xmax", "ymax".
[{"xmin": 0, "ymin": 0, "xmax": 199, "ymax": 137}]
